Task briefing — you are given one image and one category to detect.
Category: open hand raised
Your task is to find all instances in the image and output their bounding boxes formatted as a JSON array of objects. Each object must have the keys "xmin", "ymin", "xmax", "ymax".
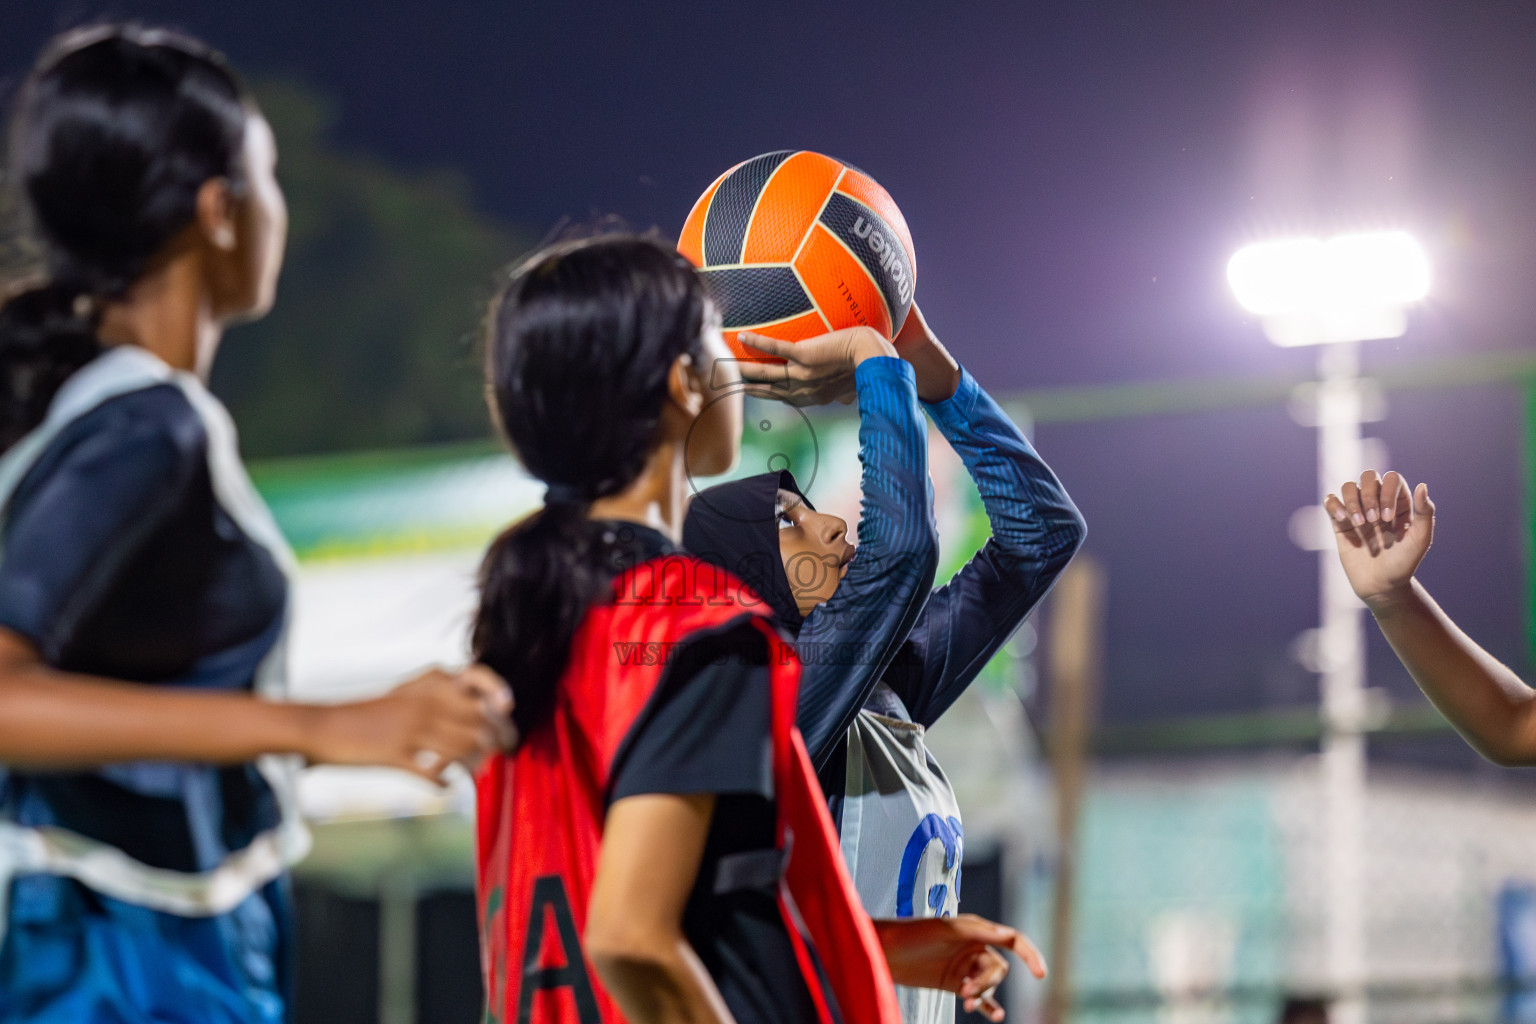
[{"xmin": 1324, "ymin": 470, "xmax": 1435, "ymax": 610}]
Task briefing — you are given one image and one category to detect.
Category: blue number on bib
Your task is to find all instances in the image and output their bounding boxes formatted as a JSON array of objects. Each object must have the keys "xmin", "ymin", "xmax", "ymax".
[{"xmin": 896, "ymin": 814, "xmax": 963, "ymax": 918}]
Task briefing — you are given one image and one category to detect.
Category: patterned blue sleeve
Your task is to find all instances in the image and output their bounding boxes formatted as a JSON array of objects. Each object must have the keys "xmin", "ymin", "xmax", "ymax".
[
  {"xmin": 795, "ymin": 357, "xmax": 939, "ymax": 767},
  {"xmin": 894, "ymin": 368, "xmax": 1086, "ymax": 727}
]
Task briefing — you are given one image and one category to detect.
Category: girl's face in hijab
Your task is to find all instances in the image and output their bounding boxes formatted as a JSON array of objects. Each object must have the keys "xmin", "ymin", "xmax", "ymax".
[{"xmin": 775, "ymin": 487, "xmax": 855, "ymax": 616}]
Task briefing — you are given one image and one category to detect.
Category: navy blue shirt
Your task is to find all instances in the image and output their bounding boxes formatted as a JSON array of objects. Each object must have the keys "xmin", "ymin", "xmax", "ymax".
[{"xmin": 0, "ymin": 383, "xmax": 287, "ymax": 872}]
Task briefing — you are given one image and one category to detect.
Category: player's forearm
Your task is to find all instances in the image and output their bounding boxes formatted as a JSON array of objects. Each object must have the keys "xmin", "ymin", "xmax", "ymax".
[
  {"xmin": 1369, "ymin": 579, "xmax": 1536, "ymax": 765},
  {"xmin": 846, "ymin": 358, "xmax": 937, "ymax": 592},
  {"xmin": 590, "ymin": 935, "xmax": 736, "ymax": 1024},
  {"xmin": 852, "ymin": 358, "xmax": 933, "ymax": 535},
  {"xmin": 927, "ymin": 371, "xmax": 1085, "ymax": 563},
  {"xmin": 0, "ymin": 664, "xmax": 316, "ymax": 767},
  {"xmin": 589, "ymin": 794, "xmax": 731, "ymax": 1023},
  {"xmin": 894, "ymin": 330, "xmax": 961, "ymax": 403},
  {"xmin": 874, "ymin": 918, "xmax": 946, "ymax": 989}
]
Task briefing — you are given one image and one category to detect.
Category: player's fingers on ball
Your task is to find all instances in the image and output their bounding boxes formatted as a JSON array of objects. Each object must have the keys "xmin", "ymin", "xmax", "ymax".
[
  {"xmin": 737, "ymin": 357, "xmax": 796, "ymax": 381},
  {"xmin": 1341, "ymin": 481, "xmax": 1365, "ymax": 526},
  {"xmin": 736, "ymin": 357, "xmax": 781, "ymax": 378},
  {"xmin": 735, "ymin": 331, "xmax": 783, "ymax": 355},
  {"xmin": 1359, "ymin": 470, "xmax": 1381, "ymax": 523},
  {"xmin": 737, "ymin": 366, "xmax": 790, "ymax": 390},
  {"xmin": 763, "ymin": 335, "xmax": 827, "ymax": 368}
]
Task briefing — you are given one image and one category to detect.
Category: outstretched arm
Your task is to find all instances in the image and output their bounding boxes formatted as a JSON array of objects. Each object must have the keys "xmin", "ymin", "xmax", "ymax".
[
  {"xmin": 1329, "ymin": 470, "xmax": 1536, "ymax": 766},
  {"xmin": 0, "ymin": 410, "xmax": 509, "ymax": 778},
  {"xmin": 0, "ymin": 628, "xmax": 511, "ymax": 780},
  {"xmin": 890, "ymin": 310, "xmax": 1086, "ymax": 726}
]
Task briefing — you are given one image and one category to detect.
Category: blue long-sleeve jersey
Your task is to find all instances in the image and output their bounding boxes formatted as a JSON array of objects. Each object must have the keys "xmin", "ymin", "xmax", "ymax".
[
  {"xmin": 801, "ymin": 362, "xmax": 1086, "ymax": 803},
  {"xmin": 794, "ymin": 357, "xmax": 939, "ymax": 763}
]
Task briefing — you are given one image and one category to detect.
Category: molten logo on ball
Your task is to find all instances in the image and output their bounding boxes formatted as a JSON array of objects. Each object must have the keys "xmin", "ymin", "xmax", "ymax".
[
  {"xmin": 852, "ymin": 215, "xmax": 913, "ymax": 306},
  {"xmin": 679, "ymin": 150, "xmax": 918, "ymax": 359}
]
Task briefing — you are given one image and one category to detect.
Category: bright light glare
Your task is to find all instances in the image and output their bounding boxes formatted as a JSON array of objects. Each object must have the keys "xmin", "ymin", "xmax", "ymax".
[{"xmin": 1227, "ymin": 231, "xmax": 1431, "ymax": 346}]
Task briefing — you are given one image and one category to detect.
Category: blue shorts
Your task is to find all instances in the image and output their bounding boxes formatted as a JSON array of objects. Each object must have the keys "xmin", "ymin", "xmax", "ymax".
[{"xmin": 0, "ymin": 874, "xmax": 290, "ymax": 1024}]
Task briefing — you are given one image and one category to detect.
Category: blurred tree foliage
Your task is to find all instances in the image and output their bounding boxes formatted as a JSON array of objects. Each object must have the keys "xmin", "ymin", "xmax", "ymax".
[{"xmin": 211, "ymin": 81, "xmax": 533, "ymax": 457}]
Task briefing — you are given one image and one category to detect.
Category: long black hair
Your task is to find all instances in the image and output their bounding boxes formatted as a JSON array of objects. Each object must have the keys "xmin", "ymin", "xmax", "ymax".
[
  {"xmin": 0, "ymin": 24, "xmax": 251, "ymax": 450},
  {"xmin": 472, "ymin": 235, "xmax": 710, "ymax": 736}
]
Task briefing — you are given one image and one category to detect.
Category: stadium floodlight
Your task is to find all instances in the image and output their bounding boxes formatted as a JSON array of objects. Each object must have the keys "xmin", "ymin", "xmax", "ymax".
[
  {"xmin": 1227, "ymin": 231, "xmax": 1431, "ymax": 346},
  {"xmin": 1228, "ymin": 229, "xmax": 1430, "ymax": 1024}
]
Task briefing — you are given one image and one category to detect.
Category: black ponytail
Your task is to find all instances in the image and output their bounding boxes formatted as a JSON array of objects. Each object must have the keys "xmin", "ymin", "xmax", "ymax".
[
  {"xmin": 0, "ymin": 24, "xmax": 250, "ymax": 450},
  {"xmin": 0, "ymin": 282, "xmax": 104, "ymax": 447},
  {"xmin": 472, "ymin": 235, "xmax": 709, "ymax": 736}
]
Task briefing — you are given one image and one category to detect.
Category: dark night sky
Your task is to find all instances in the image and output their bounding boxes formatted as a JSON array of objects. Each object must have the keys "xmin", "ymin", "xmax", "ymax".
[{"xmin": 3, "ymin": 2, "xmax": 1534, "ymax": 761}]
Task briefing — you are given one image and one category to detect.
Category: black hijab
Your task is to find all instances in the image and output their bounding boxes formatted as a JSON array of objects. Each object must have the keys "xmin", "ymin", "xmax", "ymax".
[{"xmin": 683, "ymin": 469, "xmax": 813, "ymax": 634}]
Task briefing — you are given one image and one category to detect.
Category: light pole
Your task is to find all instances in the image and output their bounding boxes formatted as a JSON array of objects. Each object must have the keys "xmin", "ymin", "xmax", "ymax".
[{"xmin": 1228, "ymin": 232, "xmax": 1431, "ymax": 1024}]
